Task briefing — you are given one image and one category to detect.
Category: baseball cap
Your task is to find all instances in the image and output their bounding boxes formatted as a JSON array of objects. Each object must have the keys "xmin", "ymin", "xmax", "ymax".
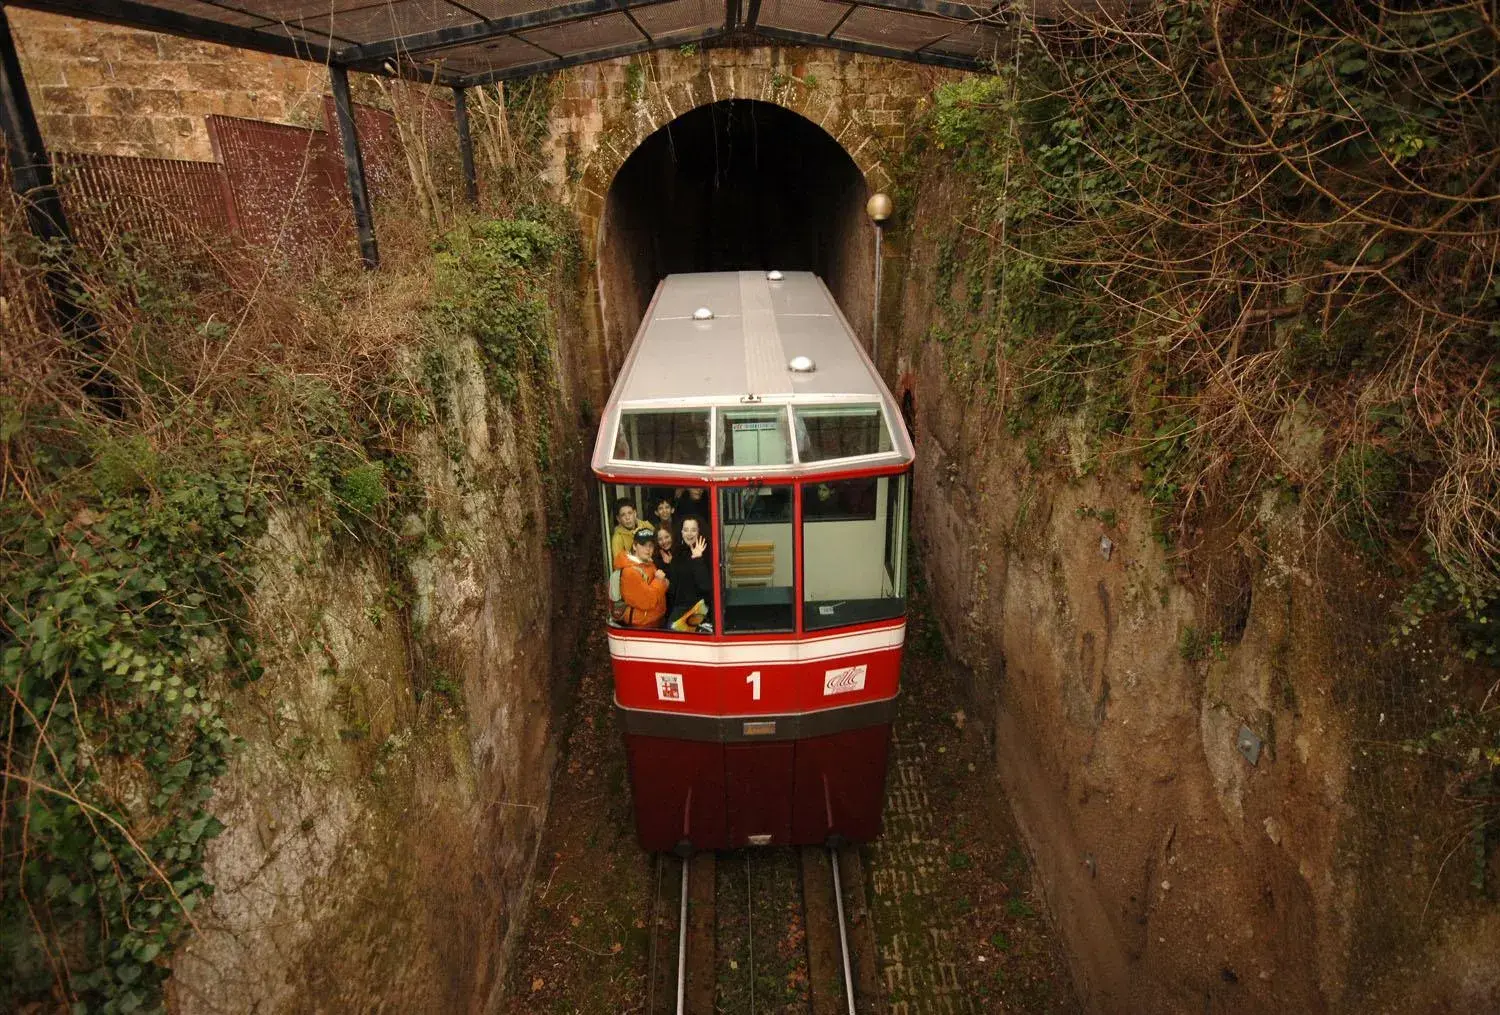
[{"xmin": 633, "ymin": 527, "xmax": 656, "ymax": 543}]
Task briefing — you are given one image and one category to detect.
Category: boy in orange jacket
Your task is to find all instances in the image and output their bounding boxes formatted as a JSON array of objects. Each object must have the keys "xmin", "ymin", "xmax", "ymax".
[{"xmin": 612, "ymin": 527, "xmax": 669, "ymax": 627}]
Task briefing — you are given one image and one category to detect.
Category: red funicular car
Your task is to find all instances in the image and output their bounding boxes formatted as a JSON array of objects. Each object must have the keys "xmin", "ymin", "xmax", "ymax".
[{"xmin": 593, "ymin": 270, "xmax": 913, "ymax": 853}]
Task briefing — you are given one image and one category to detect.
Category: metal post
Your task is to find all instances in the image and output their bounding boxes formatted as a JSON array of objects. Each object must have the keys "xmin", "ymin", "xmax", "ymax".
[
  {"xmin": 452, "ymin": 85, "xmax": 478, "ymax": 206},
  {"xmin": 1, "ymin": 7, "xmax": 67, "ymax": 244},
  {"xmin": 865, "ymin": 192, "xmax": 892, "ymax": 370},
  {"xmin": 0, "ymin": 7, "xmax": 116, "ymax": 409},
  {"xmin": 872, "ymin": 224, "xmax": 883, "ymax": 366},
  {"xmin": 328, "ymin": 64, "xmax": 379, "ymax": 269}
]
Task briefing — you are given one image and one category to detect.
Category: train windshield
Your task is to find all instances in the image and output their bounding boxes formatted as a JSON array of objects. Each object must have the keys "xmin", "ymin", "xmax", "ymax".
[
  {"xmin": 718, "ymin": 408, "xmax": 791, "ymax": 467},
  {"xmin": 614, "ymin": 408, "xmax": 710, "ymax": 466},
  {"xmin": 793, "ymin": 405, "xmax": 892, "ymax": 462},
  {"xmin": 802, "ymin": 473, "xmax": 908, "ymax": 630}
]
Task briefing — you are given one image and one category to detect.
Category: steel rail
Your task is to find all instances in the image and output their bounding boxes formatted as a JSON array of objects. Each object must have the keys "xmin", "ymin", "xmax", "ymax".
[
  {"xmin": 676, "ymin": 857, "xmax": 689, "ymax": 1015},
  {"xmin": 647, "ymin": 854, "xmax": 664, "ymax": 1015},
  {"xmin": 830, "ymin": 847, "xmax": 857, "ymax": 1015},
  {"xmin": 747, "ymin": 851, "xmax": 757, "ymax": 1015}
]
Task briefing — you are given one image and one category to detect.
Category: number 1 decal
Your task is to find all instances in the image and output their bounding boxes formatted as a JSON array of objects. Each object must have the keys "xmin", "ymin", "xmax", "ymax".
[{"xmin": 746, "ymin": 670, "xmax": 761, "ymax": 701}]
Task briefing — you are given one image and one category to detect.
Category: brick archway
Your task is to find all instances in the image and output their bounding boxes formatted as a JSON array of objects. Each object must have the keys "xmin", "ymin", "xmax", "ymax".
[
  {"xmin": 568, "ymin": 47, "xmax": 900, "ymax": 247},
  {"xmin": 548, "ymin": 46, "xmax": 938, "ymax": 404}
]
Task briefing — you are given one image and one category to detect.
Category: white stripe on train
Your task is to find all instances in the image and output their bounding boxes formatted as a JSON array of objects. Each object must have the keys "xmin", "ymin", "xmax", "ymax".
[{"xmin": 607, "ymin": 622, "xmax": 905, "ymax": 666}]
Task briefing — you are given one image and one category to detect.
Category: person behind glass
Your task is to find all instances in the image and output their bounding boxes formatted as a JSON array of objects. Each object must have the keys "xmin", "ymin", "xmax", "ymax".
[
  {"xmin": 667, "ymin": 516, "xmax": 713, "ymax": 631},
  {"xmin": 612, "ymin": 527, "xmax": 669, "ymax": 628},
  {"xmin": 654, "ymin": 525, "xmax": 705, "ymax": 623},
  {"xmin": 673, "ymin": 486, "xmax": 708, "ymax": 529},
  {"xmin": 651, "ymin": 495, "xmax": 676, "ymax": 538},
  {"xmin": 610, "ymin": 498, "xmax": 651, "ymax": 559}
]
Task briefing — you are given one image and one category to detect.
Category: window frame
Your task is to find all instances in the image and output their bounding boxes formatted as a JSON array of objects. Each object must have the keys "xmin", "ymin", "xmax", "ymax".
[
  {"xmin": 604, "ymin": 398, "xmax": 908, "ymax": 478},
  {"xmin": 597, "ymin": 464, "xmax": 912, "ymax": 641},
  {"xmin": 791, "ymin": 402, "xmax": 895, "ymax": 466},
  {"xmin": 714, "ymin": 479, "xmax": 801, "ymax": 637},
  {"xmin": 612, "ymin": 407, "xmax": 713, "ymax": 469},
  {"xmin": 798, "ymin": 467, "xmax": 910, "ymax": 633}
]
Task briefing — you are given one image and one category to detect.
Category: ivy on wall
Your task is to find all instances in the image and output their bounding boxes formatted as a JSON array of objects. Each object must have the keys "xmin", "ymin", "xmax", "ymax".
[
  {"xmin": 1, "ymin": 203, "xmax": 577, "ymax": 1011},
  {"xmin": 896, "ymin": 0, "xmax": 1498, "ymax": 888}
]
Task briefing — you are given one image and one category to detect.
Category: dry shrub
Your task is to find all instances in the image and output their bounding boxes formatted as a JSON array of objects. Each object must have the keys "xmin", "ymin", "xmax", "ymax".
[{"xmin": 922, "ymin": 1, "xmax": 1498, "ymax": 595}]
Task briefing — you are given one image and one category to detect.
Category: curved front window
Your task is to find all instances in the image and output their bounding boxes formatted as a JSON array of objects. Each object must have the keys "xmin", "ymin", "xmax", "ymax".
[
  {"xmin": 614, "ymin": 409, "xmax": 710, "ymax": 466},
  {"xmin": 793, "ymin": 404, "xmax": 892, "ymax": 463}
]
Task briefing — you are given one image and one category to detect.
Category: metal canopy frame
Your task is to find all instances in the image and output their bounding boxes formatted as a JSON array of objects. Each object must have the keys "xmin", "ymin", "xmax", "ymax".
[
  {"xmin": 2, "ymin": 0, "xmax": 1006, "ymax": 274},
  {"xmin": 7, "ymin": 0, "xmax": 1007, "ymax": 88}
]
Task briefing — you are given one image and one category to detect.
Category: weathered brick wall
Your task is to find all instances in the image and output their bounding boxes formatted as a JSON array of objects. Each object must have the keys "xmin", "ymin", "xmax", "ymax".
[{"xmin": 7, "ymin": 8, "xmax": 369, "ymax": 162}]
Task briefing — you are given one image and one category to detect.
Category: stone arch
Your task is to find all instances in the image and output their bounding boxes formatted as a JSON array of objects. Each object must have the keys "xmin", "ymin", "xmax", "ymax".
[
  {"xmin": 551, "ymin": 46, "xmax": 926, "ymax": 403},
  {"xmin": 571, "ymin": 48, "xmax": 897, "ymax": 236}
]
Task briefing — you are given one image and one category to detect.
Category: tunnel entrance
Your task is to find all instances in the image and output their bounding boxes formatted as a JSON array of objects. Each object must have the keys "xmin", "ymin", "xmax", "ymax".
[{"xmin": 597, "ymin": 99, "xmax": 873, "ymax": 366}]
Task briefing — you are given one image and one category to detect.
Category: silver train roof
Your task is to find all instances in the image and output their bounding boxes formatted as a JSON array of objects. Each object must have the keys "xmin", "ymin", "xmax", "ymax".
[{"xmin": 592, "ymin": 270, "xmax": 914, "ymax": 479}]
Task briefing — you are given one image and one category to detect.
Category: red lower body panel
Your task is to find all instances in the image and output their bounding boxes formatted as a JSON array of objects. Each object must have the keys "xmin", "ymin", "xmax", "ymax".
[
  {"xmin": 790, "ymin": 725, "xmax": 890, "ymax": 844},
  {"xmin": 624, "ymin": 737, "xmax": 726, "ymax": 850},
  {"xmin": 625, "ymin": 723, "xmax": 892, "ymax": 852}
]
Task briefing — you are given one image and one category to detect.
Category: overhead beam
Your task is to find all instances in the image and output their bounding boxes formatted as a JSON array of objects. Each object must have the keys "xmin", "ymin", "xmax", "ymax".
[
  {"xmin": 10, "ymin": 0, "xmax": 336, "ymax": 64},
  {"xmin": 341, "ymin": 0, "xmax": 680, "ymax": 65},
  {"xmin": 459, "ymin": 26, "xmax": 725, "ymax": 87},
  {"xmin": 329, "ymin": 65, "xmax": 379, "ymax": 269},
  {"xmin": 7, "ymin": 0, "xmax": 465, "ymax": 85},
  {"xmin": 750, "ymin": 26, "xmax": 988, "ymax": 70},
  {"xmin": 847, "ymin": 0, "xmax": 996, "ymax": 23}
]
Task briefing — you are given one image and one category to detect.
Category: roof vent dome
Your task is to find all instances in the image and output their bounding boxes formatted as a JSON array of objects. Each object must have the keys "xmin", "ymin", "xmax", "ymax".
[
  {"xmin": 692, "ymin": 307, "xmax": 714, "ymax": 321},
  {"xmin": 788, "ymin": 355, "xmax": 816, "ymax": 373},
  {"xmin": 767, "ymin": 270, "xmax": 785, "ymax": 281}
]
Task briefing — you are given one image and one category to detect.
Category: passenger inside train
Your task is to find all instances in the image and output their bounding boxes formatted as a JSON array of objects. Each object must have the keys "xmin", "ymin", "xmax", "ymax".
[
  {"xmin": 609, "ymin": 498, "xmax": 652, "ymax": 559},
  {"xmin": 610, "ymin": 526, "xmax": 669, "ymax": 628}
]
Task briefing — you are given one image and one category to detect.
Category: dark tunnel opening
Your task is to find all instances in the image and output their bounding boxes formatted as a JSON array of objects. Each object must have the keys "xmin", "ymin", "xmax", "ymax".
[{"xmin": 597, "ymin": 99, "xmax": 873, "ymax": 367}]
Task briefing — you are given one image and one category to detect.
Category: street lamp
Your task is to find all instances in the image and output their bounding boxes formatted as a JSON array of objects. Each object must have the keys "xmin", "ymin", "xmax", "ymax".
[{"xmin": 867, "ymin": 192, "xmax": 893, "ymax": 367}]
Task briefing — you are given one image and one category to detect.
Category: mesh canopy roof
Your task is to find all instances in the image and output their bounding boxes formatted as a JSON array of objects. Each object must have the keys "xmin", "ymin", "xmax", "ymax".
[{"xmin": 15, "ymin": 0, "xmax": 1011, "ymax": 87}]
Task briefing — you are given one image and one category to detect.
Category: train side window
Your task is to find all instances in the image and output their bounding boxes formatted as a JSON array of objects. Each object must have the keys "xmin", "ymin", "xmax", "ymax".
[
  {"xmin": 719, "ymin": 485, "xmax": 795, "ymax": 633},
  {"xmin": 793, "ymin": 405, "xmax": 893, "ymax": 463},
  {"xmin": 802, "ymin": 473, "xmax": 908, "ymax": 631},
  {"xmin": 615, "ymin": 409, "xmax": 710, "ymax": 466},
  {"xmin": 602, "ymin": 482, "xmax": 659, "ymax": 629}
]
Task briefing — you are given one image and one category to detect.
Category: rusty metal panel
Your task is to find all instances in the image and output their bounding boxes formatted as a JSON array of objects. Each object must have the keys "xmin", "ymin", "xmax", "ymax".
[
  {"xmin": 436, "ymin": 35, "xmax": 553, "ymax": 75},
  {"xmin": 321, "ymin": 97, "xmax": 407, "ymax": 203},
  {"xmin": 458, "ymin": 0, "xmax": 557, "ymax": 18},
  {"xmin": 55, "ymin": 152, "xmax": 234, "ymax": 249},
  {"xmin": 147, "ymin": 0, "xmax": 272, "ymax": 28},
  {"xmin": 206, "ymin": 113, "xmax": 347, "ymax": 254},
  {"xmin": 233, "ymin": 0, "xmax": 380, "ymax": 20},
  {"xmin": 922, "ymin": 24, "xmax": 1000, "ymax": 60},
  {"xmin": 832, "ymin": 6, "xmax": 954, "ymax": 50},
  {"xmin": 319, "ymin": 94, "xmax": 459, "ymax": 205},
  {"xmin": 756, "ymin": 0, "xmax": 851, "ymax": 38},
  {"xmin": 298, "ymin": 0, "xmax": 480, "ymax": 45},
  {"xmin": 519, "ymin": 12, "xmax": 644, "ymax": 57},
  {"xmin": 632, "ymin": 0, "xmax": 723, "ymax": 41}
]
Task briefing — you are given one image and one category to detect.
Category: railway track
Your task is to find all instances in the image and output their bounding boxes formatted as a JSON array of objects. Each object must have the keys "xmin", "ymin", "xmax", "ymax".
[{"xmin": 647, "ymin": 846, "xmax": 880, "ymax": 1015}]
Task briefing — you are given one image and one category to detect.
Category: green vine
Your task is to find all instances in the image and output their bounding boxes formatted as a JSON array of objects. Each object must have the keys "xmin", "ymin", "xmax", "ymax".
[{"xmin": 1, "ymin": 451, "xmax": 260, "ymax": 1013}]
